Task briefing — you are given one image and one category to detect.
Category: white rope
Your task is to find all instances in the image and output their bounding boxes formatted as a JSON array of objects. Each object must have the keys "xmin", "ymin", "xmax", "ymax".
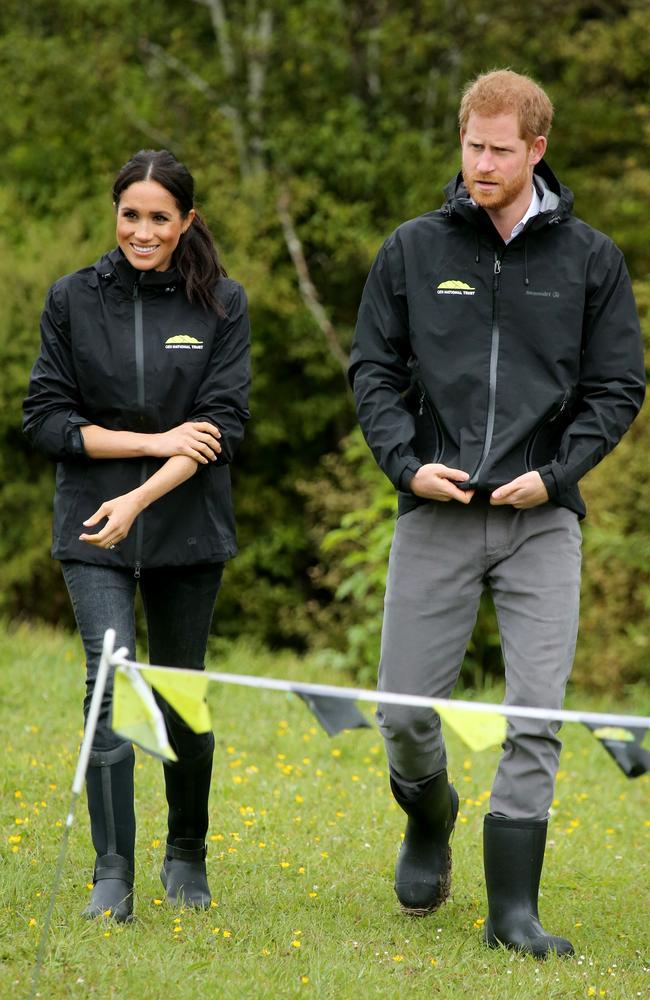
[{"xmin": 116, "ymin": 653, "xmax": 650, "ymax": 730}]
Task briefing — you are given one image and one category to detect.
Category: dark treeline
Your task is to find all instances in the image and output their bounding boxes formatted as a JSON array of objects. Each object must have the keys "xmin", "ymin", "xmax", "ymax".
[{"xmin": 1, "ymin": 0, "xmax": 648, "ymax": 690}]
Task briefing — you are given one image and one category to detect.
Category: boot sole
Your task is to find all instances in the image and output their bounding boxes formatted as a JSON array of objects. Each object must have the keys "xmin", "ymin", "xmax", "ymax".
[{"xmin": 484, "ymin": 932, "xmax": 574, "ymax": 959}]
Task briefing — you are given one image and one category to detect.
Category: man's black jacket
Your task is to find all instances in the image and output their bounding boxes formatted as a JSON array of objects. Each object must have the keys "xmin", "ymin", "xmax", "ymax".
[
  {"xmin": 23, "ymin": 249, "xmax": 251, "ymax": 570},
  {"xmin": 349, "ymin": 161, "xmax": 645, "ymax": 517}
]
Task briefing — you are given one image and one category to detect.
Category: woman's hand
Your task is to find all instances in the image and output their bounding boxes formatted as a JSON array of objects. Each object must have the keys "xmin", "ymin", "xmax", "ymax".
[
  {"xmin": 79, "ymin": 493, "xmax": 144, "ymax": 549},
  {"xmin": 152, "ymin": 422, "xmax": 221, "ymax": 463}
]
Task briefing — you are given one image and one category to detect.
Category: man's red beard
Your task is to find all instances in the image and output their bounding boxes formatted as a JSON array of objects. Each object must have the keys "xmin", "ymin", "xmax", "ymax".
[{"xmin": 462, "ymin": 164, "xmax": 530, "ymax": 212}]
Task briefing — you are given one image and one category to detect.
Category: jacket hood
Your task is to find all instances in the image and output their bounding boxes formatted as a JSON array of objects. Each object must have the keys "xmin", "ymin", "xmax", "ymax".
[
  {"xmin": 91, "ymin": 247, "xmax": 181, "ymax": 292},
  {"xmin": 442, "ymin": 160, "xmax": 573, "ymax": 227}
]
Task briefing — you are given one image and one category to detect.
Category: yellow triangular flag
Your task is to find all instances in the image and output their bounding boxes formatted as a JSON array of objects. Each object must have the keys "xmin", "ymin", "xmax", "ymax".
[
  {"xmin": 112, "ymin": 666, "xmax": 177, "ymax": 761},
  {"xmin": 143, "ymin": 667, "xmax": 212, "ymax": 734},
  {"xmin": 438, "ymin": 706, "xmax": 506, "ymax": 752}
]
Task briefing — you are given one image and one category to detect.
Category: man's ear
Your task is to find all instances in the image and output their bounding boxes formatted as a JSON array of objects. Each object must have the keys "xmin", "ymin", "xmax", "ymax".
[{"xmin": 529, "ymin": 135, "xmax": 547, "ymax": 165}]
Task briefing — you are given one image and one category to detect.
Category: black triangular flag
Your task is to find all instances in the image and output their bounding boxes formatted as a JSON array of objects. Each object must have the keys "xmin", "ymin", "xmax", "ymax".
[
  {"xmin": 297, "ymin": 693, "xmax": 371, "ymax": 737},
  {"xmin": 584, "ymin": 723, "xmax": 650, "ymax": 778}
]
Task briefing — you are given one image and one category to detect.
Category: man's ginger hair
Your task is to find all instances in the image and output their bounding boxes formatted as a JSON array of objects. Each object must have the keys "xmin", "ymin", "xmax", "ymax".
[{"xmin": 459, "ymin": 70, "xmax": 554, "ymax": 143}]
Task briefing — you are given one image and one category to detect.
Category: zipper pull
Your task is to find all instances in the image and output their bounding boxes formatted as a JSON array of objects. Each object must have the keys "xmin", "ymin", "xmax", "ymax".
[
  {"xmin": 551, "ymin": 394, "xmax": 570, "ymax": 421},
  {"xmin": 493, "ymin": 253, "xmax": 501, "ymax": 290},
  {"xmin": 134, "ymin": 562, "xmax": 141, "ymax": 580},
  {"xmin": 419, "ymin": 391, "xmax": 425, "ymax": 416}
]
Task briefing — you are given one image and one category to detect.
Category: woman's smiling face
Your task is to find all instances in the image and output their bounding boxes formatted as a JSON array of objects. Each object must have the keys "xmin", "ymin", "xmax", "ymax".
[{"xmin": 115, "ymin": 180, "xmax": 194, "ymax": 272}]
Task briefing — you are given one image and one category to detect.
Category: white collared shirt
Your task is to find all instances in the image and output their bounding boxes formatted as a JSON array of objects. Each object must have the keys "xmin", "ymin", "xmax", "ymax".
[{"xmin": 505, "ymin": 184, "xmax": 541, "ymax": 244}]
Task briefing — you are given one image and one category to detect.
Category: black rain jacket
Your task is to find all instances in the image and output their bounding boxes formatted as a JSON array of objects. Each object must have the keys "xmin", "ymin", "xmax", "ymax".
[
  {"xmin": 349, "ymin": 161, "xmax": 645, "ymax": 518},
  {"xmin": 23, "ymin": 248, "xmax": 251, "ymax": 569}
]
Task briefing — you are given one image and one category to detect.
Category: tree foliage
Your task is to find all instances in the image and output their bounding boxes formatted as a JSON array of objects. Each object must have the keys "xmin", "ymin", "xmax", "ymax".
[{"xmin": 1, "ymin": 0, "xmax": 648, "ymax": 687}]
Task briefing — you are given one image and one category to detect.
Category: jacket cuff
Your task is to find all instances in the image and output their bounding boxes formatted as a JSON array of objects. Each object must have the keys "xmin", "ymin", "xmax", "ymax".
[
  {"xmin": 65, "ymin": 415, "xmax": 90, "ymax": 457},
  {"xmin": 398, "ymin": 459, "xmax": 422, "ymax": 493},
  {"xmin": 537, "ymin": 462, "xmax": 564, "ymax": 501}
]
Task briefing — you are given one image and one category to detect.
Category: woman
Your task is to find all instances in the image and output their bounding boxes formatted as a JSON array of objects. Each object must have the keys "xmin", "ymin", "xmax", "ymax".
[{"xmin": 23, "ymin": 150, "xmax": 251, "ymax": 922}]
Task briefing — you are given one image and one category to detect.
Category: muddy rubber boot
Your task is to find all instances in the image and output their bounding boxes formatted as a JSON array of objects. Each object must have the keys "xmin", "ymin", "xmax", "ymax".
[
  {"xmin": 160, "ymin": 735, "xmax": 214, "ymax": 908},
  {"xmin": 391, "ymin": 769, "xmax": 459, "ymax": 915},
  {"xmin": 83, "ymin": 743, "xmax": 135, "ymax": 923},
  {"xmin": 483, "ymin": 813, "xmax": 574, "ymax": 958}
]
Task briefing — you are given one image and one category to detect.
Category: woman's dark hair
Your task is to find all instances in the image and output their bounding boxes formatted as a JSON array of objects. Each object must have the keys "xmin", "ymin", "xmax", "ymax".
[{"xmin": 112, "ymin": 149, "xmax": 226, "ymax": 312}]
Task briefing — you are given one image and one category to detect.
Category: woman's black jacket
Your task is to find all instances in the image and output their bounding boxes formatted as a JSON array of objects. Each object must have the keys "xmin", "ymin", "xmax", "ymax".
[
  {"xmin": 23, "ymin": 249, "xmax": 251, "ymax": 570},
  {"xmin": 349, "ymin": 161, "xmax": 645, "ymax": 518}
]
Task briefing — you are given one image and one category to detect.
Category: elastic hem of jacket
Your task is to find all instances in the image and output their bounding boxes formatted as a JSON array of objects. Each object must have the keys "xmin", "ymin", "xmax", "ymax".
[
  {"xmin": 397, "ymin": 492, "xmax": 428, "ymax": 518},
  {"xmin": 52, "ymin": 545, "xmax": 238, "ymax": 565}
]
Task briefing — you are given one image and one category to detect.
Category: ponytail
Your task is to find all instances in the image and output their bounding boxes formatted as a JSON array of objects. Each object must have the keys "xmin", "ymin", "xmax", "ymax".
[{"xmin": 175, "ymin": 213, "xmax": 227, "ymax": 314}]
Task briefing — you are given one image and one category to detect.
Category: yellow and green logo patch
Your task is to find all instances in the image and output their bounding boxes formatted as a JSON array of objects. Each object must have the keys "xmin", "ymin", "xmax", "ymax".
[
  {"xmin": 436, "ymin": 280, "xmax": 476, "ymax": 296},
  {"xmin": 164, "ymin": 334, "xmax": 204, "ymax": 350}
]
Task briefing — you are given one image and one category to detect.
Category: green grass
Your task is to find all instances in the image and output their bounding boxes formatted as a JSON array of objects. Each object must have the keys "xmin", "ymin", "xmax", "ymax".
[{"xmin": 1, "ymin": 622, "xmax": 648, "ymax": 999}]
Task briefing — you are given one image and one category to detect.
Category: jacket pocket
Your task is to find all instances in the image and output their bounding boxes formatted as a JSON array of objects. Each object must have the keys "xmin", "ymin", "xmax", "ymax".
[
  {"xmin": 53, "ymin": 463, "xmax": 88, "ymax": 546},
  {"xmin": 524, "ymin": 389, "xmax": 574, "ymax": 471},
  {"xmin": 413, "ymin": 380, "xmax": 444, "ymax": 464}
]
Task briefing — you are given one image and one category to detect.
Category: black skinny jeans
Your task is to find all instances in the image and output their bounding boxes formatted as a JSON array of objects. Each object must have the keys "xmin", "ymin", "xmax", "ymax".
[{"xmin": 61, "ymin": 561, "xmax": 223, "ymax": 755}]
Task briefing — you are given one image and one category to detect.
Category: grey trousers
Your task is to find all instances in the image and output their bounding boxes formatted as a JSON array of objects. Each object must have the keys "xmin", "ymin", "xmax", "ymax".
[{"xmin": 376, "ymin": 496, "xmax": 582, "ymax": 820}]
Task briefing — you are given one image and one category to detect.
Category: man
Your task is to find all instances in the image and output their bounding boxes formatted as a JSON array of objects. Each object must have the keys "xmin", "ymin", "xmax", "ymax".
[{"xmin": 349, "ymin": 70, "xmax": 644, "ymax": 957}]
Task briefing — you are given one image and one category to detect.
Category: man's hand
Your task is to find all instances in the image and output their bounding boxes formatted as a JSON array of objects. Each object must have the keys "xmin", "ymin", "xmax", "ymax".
[
  {"xmin": 79, "ymin": 493, "xmax": 144, "ymax": 549},
  {"xmin": 410, "ymin": 464, "xmax": 475, "ymax": 503},
  {"xmin": 490, "ymin": 471, "xmax": 549, "ymax": 508},
  {"xmin": 152, "ymin": 422, "xmax": 221, "ymax": 464}
]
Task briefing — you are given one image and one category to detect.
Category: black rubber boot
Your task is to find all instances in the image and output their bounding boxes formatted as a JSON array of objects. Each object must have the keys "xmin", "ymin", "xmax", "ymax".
[
  {"xmin": 83, "ymin": 743, "xmax": 135, "ymax": 923},
  {"xmin": 160, "ymin": 734, "xmax": 214, "ymax": 908},
  {"xmin": 161, "ymin": 840, "xmax": 211, "ymax": 908},
  {"xmin": 391, "ymin": 769, "xmax": 459, "ymax": 915},
  {"xmin": 483, "ymin": 813, "xmax": 574, "ymax": 958}
]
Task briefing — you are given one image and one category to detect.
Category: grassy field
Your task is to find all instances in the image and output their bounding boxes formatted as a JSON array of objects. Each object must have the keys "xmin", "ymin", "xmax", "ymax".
[{"xmin": 1, "ymin": 622, "xmax": 648, "ymax": 999}]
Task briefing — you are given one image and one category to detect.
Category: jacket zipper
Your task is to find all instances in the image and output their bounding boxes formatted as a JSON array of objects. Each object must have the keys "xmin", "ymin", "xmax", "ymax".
[
  {"xmin": 133, "ymin": 277, "xmax": 146, "ymax": 579},
  {"xmin": 466, "ymin": 251, "xmax": 502, "ymax": 486},
  {"xmin": 417, "ymin": 381, "xmax": 444, "ymax": 463},
  {"xmin": 524, "ymin": 389, "xmax": 571, "ymax": 470}
]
